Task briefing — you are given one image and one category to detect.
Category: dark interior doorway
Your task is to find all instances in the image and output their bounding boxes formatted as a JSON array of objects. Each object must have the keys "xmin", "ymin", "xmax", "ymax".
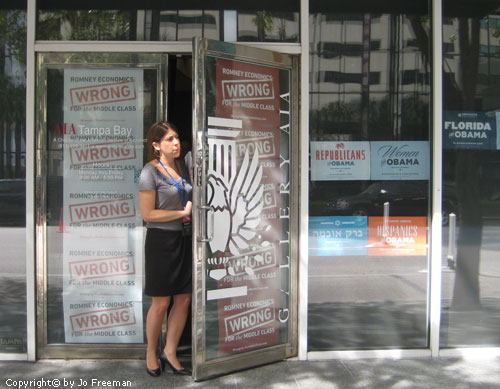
[
  {"xmin": 166, "ymin": 54, "xmax": 193, "ymax": 356},
  {"xmin": 167, "ymin": 55, "xmax": 193, "ymax": 155}
]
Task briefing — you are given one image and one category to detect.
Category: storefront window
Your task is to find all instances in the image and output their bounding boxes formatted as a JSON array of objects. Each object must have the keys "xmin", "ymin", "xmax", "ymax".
[
  {"xmin": 308, "ymin": 1, "xmax": 431, "ymax": 350},
  {"xmin": 441, "ymin": 1, "xmax": 500, "ymax": 348},
  {"xmin": 0, "ymin": 3, "xmax": 27, "ymax": 353},
  {"xmin": 36, "ymin": 1, "xmax": 299, "ymax": 43}
]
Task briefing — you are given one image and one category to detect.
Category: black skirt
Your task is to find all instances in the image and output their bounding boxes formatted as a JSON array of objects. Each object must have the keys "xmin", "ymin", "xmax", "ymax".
[{"xmin": 144, "ymin": 228, "xmax": 192, "ymax": 297}]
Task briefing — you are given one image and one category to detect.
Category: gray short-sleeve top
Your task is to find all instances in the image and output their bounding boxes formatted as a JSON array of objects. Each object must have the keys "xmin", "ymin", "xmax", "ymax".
[{"xmin": 138, "ymin": 159, "xmax": 193, "ymax": 231}]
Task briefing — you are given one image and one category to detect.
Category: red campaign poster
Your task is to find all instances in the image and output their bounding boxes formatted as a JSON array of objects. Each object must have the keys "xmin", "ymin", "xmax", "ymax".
[
  {"xmin": 216, "ymin": 58, "xmax": 280, "ymax": 131},
  {"xmin": 215, "ymin": 249, "xmax": 281, "ymax": 356},
  {"xmin": 213, "ymin": 58, "xmax": 284, "ymax": 356},
  {"xmin": 367, "ymin": 217, "xmax": 427, "ymax": 256}
]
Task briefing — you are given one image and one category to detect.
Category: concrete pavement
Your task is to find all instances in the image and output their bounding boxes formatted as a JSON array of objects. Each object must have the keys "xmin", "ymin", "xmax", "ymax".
[{"xmin": 1, "ymin": 356, "xmax": 500, "ymax": 388}]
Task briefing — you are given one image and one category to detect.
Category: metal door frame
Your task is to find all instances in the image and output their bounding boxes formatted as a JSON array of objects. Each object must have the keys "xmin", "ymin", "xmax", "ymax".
[{"xmin": 191, "ymin": 37, "xmax": 300, "ymax": 380}]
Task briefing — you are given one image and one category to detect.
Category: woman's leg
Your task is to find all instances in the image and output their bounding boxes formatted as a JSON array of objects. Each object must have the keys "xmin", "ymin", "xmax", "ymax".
[
  {"xmin": 146, "ymin": 296, "xmax": 171, "ymax": 369},
  {"xmin": 163, "ymin": 293, "xmax": 192, "ymax": 369}
]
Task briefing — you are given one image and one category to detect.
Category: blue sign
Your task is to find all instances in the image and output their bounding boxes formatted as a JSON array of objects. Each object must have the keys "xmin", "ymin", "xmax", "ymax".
[
  {"xmin": 370, "ymin": 141, "xmax": 429, "ymax": 180},
  {"xmin": 443, "ymin": 111, "xmax": 496, "ymax": 149},
  {"xmin": 309, "ymin": 216, "xmax": 368, "ymax": 256}
]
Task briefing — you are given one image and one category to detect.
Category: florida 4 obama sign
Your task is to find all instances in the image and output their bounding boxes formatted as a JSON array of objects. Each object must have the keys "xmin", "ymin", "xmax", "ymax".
[{"xmin": 444, "ymin": 111, "xmax": 497, "ymax": 149}]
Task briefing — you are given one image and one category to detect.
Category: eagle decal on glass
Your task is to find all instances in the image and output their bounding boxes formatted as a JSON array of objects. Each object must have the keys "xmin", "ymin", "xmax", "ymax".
[{"xmin": 207, "ymin": 148, "xmax": 263, "ymax": 255}]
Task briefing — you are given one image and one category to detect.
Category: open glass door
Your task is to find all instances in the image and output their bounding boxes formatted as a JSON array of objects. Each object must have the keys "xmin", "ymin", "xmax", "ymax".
[{"xmin": 192, "ymin": 38, "xmax": 299, "ymax": 380}]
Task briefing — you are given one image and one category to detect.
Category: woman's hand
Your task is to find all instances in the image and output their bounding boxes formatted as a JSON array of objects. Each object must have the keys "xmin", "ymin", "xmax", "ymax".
[{"xmin": 183, "ymin": 201, "xmax": 193, "ymax": 219}]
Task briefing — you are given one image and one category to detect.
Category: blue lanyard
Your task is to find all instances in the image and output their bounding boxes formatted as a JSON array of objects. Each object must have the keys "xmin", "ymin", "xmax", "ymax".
[{"xmin": 158, "ymin": 159, "xmax": 186, "ymax": 206}]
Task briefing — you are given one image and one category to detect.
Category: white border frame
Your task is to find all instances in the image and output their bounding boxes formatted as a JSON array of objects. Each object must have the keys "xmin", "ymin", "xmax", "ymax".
[
  {"xmin": 308, "ymin": 349, "xmax": 431, "ymax": 360},
  {"xmin": 33, "ymin": 41, "xmax": 301, "ymax": 55},
  {"xmin": 298, "ymin": 0, "xmax": 310, "ymax": 361},
  {"xmin": 1, "ymin": 0, "xmax": 37, "ymax": 363},
  {"xmin": 430, "ymin": 0, "xmax": 443, "ymax": 357},
  {"xmin": 25, "ymin": 0, "xmax": 37, "ymax": 362},
  {"xmin": 439, "ymin": 348, "xmax": 500, "ymax": 358}
]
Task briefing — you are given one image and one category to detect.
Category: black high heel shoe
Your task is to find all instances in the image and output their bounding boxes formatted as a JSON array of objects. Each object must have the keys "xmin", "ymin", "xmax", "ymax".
[
  {"xmin": 146, "ymin": 356, "xmax": 163, "ymax": 377},
  {"xmin": 160, "ymin": 351, "xmax": 192, "ymax": 376}
]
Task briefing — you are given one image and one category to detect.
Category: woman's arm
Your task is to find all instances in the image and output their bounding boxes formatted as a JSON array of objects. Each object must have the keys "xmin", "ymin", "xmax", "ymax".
[{"xmin": 139, "ymin": 190, "xmax": 192, "ymax": 223}]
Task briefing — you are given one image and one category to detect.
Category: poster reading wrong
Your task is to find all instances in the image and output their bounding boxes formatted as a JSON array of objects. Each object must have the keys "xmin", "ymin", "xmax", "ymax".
[{"xmin": 62, "ymin": 69, "xmax": 144, "ymax": 343}]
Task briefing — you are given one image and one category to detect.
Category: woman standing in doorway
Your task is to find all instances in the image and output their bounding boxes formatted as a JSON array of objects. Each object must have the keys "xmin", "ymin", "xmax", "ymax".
[{"xmin": 138, "ymin": 122, "xmax": 193, "ymax": 377}]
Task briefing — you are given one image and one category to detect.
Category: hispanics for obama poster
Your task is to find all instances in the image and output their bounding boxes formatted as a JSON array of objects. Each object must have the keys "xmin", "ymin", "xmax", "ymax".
[
  {"xmin": 62, "ymin": 69, "xmax": 144, "ymax": 343},
  {"xmin": 368, "ymin": 216, "xmax": 427, "ymax": 256}
]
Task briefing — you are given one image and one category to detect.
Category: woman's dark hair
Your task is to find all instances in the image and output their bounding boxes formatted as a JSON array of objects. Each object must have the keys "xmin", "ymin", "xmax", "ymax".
[{"xmin": 145, "ymin": 122, "xmax": 178, "ymax": 161}]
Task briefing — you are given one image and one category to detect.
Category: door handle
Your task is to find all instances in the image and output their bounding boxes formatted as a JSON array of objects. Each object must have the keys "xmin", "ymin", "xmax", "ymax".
[{"xmin": 198, "ymin": 205, "xmax": 214, "ymax": 242}]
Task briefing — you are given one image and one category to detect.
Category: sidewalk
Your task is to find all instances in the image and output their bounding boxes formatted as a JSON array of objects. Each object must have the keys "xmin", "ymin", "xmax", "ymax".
[{"xmin": 2, "ymin": 356, "xmax": 500, "ymax": 388}]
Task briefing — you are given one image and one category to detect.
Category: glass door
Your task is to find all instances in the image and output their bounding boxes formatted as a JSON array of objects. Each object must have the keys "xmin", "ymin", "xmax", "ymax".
[
  {"xmin": 191, "ymin": 38, "xmax": 299, "ymax": 380},
  {"xmin": 36, "ymin": 53, "xmax": 166, "ymax": 358}
]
